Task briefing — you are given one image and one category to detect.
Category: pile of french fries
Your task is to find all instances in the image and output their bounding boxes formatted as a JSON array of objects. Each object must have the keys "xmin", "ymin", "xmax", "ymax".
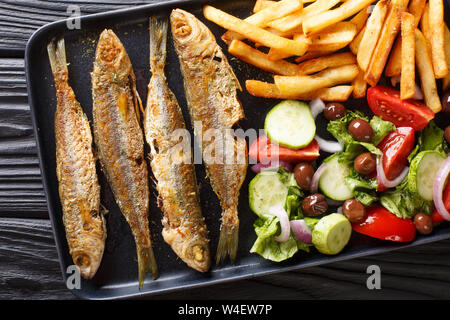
[{"xmin": 203, "ymin": 0, "xmax": 449, "ymax": 112}]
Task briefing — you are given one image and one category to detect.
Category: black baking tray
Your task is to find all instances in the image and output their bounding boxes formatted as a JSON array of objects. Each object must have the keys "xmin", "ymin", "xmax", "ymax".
[{"xmin": 25, "ymin": 0, "xmax": 450, "ymax": 299}]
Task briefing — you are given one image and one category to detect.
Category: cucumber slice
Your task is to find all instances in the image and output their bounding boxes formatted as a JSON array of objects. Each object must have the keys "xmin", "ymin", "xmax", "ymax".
[
  {"xmin": 408, "ymin": 150, "xmax": 446, "ymax": 201},
  {"xmin": 249, "ymin": 172, "xmax": 288, "ymax": 220},
  {"xmin": 319, "ymin": 155, "xmax": 353, "ymax": 201},
  {"xmin": 312, "ymin": 213, "xmax": 352, "ymax": 255},
  {"xmin": 264, "ymin": 100, "xmax": 316, "ymax": 149}
]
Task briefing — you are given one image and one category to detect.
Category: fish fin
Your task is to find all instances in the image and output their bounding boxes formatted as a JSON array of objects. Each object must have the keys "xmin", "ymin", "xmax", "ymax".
[
  {"xmin": 149, "ymin": 16, "xmax": 168, "ymax": 74},
  {"xmin": 137, "ymin": 244, "xmax": 159, "ymax": 289},
  {"xmin": 47, "ymin": 37, "xmax": 68, "ymax": 84},
  {"xmin": 215, "ymin": 48, "xmax": 242, "ymax": 92},
  {"xmin": 215, "ymin": 208, "xmax": 239, "ymax": 265},
  {"xmin": 133, "ymin": 83, "xmax": 144, "ymax": 120}
]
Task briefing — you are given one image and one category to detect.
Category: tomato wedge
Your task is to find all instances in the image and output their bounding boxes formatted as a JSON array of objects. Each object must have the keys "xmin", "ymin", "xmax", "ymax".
[
  {"xmin": 375, "ymin": 127, "xmax": 415, "ymax": 191},
  {"xmin": 352, "ymin": 206, "xmax": 416, "ymax": 242},
  {"xmin": 249, "ymin": 135, "xmax": 319, "ymax": 163},
  {"xmin": 432, "ymin": 182, "xmax": 450, "ymax": 223},
  {"xmin": 367, "ymin": 86, "xmax": 434, "ymax": 131}
]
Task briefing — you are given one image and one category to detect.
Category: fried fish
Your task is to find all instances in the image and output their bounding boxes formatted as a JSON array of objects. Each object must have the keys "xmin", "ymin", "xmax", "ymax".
[
  {"xmin": 170, "ymin": 9, "xmax": 248, "ymax": 264},
  {"xmin": 144, "ymin": 16, "xmax": 210, "ymax": 272},
  {"xmin": 91, "ymin": 29, "xmax": 158, "ymax": 287},
  {"xmin": 48, "ymin": 38, "xmax": 106, "ymax": 280}
]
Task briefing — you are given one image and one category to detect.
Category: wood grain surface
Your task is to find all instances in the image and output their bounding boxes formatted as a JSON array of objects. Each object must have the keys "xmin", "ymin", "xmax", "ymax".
[{"xmin": 0, "ymin": 0, "xmax": 449, "ymax": 300}]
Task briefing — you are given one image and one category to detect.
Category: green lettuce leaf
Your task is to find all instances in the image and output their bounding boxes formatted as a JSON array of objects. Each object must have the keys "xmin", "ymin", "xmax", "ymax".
[
  {"xmin": 250, "ymin": 167, "xmax": 308, "ymax": 262},
  {"xmin": 277, "ymin": 167, "xmax": 304, "ymax": 218},
  {"xmin": 339, "ymin": 141, "xmax": 382, "ymax": 165},
  {"xmin": 419, "ymin": 120, "xmax": 445, "ymax": 152},
  {"xmin": 250, "ymin": 216, "xmax": 309, "ymax": 262},
  {"xmin": 409, "ymin": 120, "xmax": 449, "ymax": 162},
  {"xmin": 344, "ymin": 167, "xmax": 379, "ymax": 206},
  {"xmin": 327, "ymin": 112, "xmax": 389, "ymax": 166},
  {"xmin": 380, "ymin": 179, "xmax": 433, "ymax": 219},
  {"xmin": 327, "ymin": 110, "xmax": 369, "ymax": 147},
  {"xmin": 370, "ymin": 116, "xmax": 396, "ymax": 146}
]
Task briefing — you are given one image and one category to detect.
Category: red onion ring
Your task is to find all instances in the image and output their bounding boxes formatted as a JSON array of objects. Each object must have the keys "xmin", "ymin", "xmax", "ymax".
[
  {"xmin": 309, "ymin": 99, "xmax": 343, "ymax": 153},
  {"xmin": 269, "ymin": 204, "xmax": 290, "ymax": 242},
  {"xmin": 376, "ymin": 156, "xmax": 409, "ymax": 188},
  {"xmin": 314, "ymin": 135, "xmax": 343, "ymax": 153},
  {"xmin": 310, "ymin": 162, "xmax": 327, "ymax": 193},
  {"xmin": 433, "ymin": 156, "xmax": 450, "ymax": 221},
  {"xmin": 290, "ymin": 220, "xmax": 312, "ymax": 244},
  {"xmin": 251, "ymin": 160, "xmax": 293, "ymax": 173},
  {"xmin": 309, "ymin": 98, "xmax": 326, "ymax": 119}
]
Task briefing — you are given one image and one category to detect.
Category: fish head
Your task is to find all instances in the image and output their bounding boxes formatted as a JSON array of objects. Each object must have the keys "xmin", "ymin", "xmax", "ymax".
[
  {"xmin": 170, "ymin": 9, "xmax": 216, "ymax": 61},
  {"xmin": 182, "ymin": 237, "xmax": 211, "ymax": 273},
  {"xmin": 94, "ymin": 29, "xmax": 131, "ymax": 76},
  {"xmin": 71, "ymin": 241, "xmax": 104, "ymax": 280},
  {"xmin": 162, "ymin": 227, "xmax": 210, "ymax": 272}
]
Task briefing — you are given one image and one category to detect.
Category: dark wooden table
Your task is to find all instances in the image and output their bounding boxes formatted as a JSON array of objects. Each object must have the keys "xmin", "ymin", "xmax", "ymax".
[{"xmin": 1, "ymin": 0, "xmax": 450, "ymax": 300}]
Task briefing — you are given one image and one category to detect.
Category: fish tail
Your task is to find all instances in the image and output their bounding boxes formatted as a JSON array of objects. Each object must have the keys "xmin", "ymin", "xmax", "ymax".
[
  {"xmin": 216, "ymin": 208, "xmax": 239, "ymax": 265},
  {"xmin": 47, "ymin": 37, "xmax": 68, "ymax": 84},
  {"xmin": 136, "ymin": 243, "xmax": 159, "ymax": 289},
  {"xmin": 149, "ymin": 16, "xmax": 168, "ymax": 74}
]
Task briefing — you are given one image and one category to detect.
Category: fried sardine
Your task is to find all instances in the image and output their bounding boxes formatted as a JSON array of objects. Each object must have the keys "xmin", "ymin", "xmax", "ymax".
[
  {"xmin": 48, "ymin": 38, "xmax": 106, "ymax": 280},
  {"xmin": 144, "ymin": 17, "xmax": 210, "ymax": 272},
  {"xmin": 170, "ymin": 9, "xmax": 248, "ymax": 265},
  {"xmin": 91, "ymin": 29, "xmax": 158, "ymax": 287}
]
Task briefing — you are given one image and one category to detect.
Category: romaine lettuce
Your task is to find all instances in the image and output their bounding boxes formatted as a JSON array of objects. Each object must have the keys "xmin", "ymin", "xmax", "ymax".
[{"xmin": 250, "ymin": 167, "xmax": 309, "ymax": 262}]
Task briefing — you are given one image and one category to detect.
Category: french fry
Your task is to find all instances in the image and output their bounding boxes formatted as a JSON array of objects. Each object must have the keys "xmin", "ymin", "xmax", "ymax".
[
  {"xmin": 203, "ymin": 5, "xmax": 308, "ymax": 56},
  {"xmin": 268, "ymin": 22, "xmax": 356, "ymax": 60},
  {"xmin": 228, "ymin": 40, "xmax": 302, "ymax": 76},
  {"xmin": 352, "ymin": 66, "xmax": 367, "ymax": 98},
  {"xmin": 349, "ymin": 25, "xmax": 366, "ymax": 54},
  {"xmin": 274, "ymin": 64, "xmax": 359, "ymax": 95},
  {"xmin": 356, "ymin": 0, "xmax": 388, "ymax": 72},
  {"xmin": 302, "ymin": 0, "xmax": 377, "ymax": 36},
  {"xmin": 297, "ymin": 52, "xmax": 356, "ymax": 74},
  {"xmin": 268, "ymin": 33, "xmax": 311, "ymax": 61},
  {"xmin": 222, "ymin": 0, "xmax": 303, "ymax": 44},
  {"xmin": 443, "ymin": 24, "xmax": 450, "ymax": 91},
  {"xmin": 349, "ymin": 5, "xmax": 370, "ymax": 34},
  {"xmin": 400, "ymin": 12, "xmax": 415, "ymax": 100},
  {"xmin": 253, "ymin": 0, "xmax": 277, "ymax": 13},
  {"xmin": 415, "ymin": 29, "xmax": 442, "ymax": 113},
  {"xmin": 246, "ymin": 80, "xmax": 353, "ymax": 101},
  {"xmin": 409, "ymin": 0, "xmax": 428, "ymax": 26},
  {"xmin": 364, "ymin": 0, "xmax": 409, "ymax": 87},
  {"xmin": 294, "ymin": 49, "xmax": 336, "ymax": 63},
  {"xmin": 385, "ymin": 0, "xmax": 427, "ymax": 77},
  {"xmin": 253, "ymin": 0, "xmax": 317, "ymax": 12},
  {"xmin": 420, "ymin": 3, "xmax": 433, "ymax": 56},
  {"xmin": 307, "ymin": 21, "xmax": 357, "ymax": 51},
  {"xmin": 267, "ymin": 0, "xmax": 341, "ymax": 32},
  {"xmin": 265, "ymin": 26, "xmax": 300, "ymax": 38},
  {"xmin": 428, "ymin": 0, "xmax": 449, "ymax": 78}
]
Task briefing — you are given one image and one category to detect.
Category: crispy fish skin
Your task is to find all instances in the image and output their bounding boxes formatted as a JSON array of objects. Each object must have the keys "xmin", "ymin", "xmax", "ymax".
[
  {"xmin": 144, "ymin": 17, "xmax": 210, "ymax": 272},
  {"xmin": 170, "ymin": 9, "xmax": 248, "ymax": 265},
  {"xmin": 91, "ymin": 29, "xmax": 158, "ymax": 287},
  {"xmin": 48, "ymin": 38, "xmax": 106, "ymax": 280}
]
